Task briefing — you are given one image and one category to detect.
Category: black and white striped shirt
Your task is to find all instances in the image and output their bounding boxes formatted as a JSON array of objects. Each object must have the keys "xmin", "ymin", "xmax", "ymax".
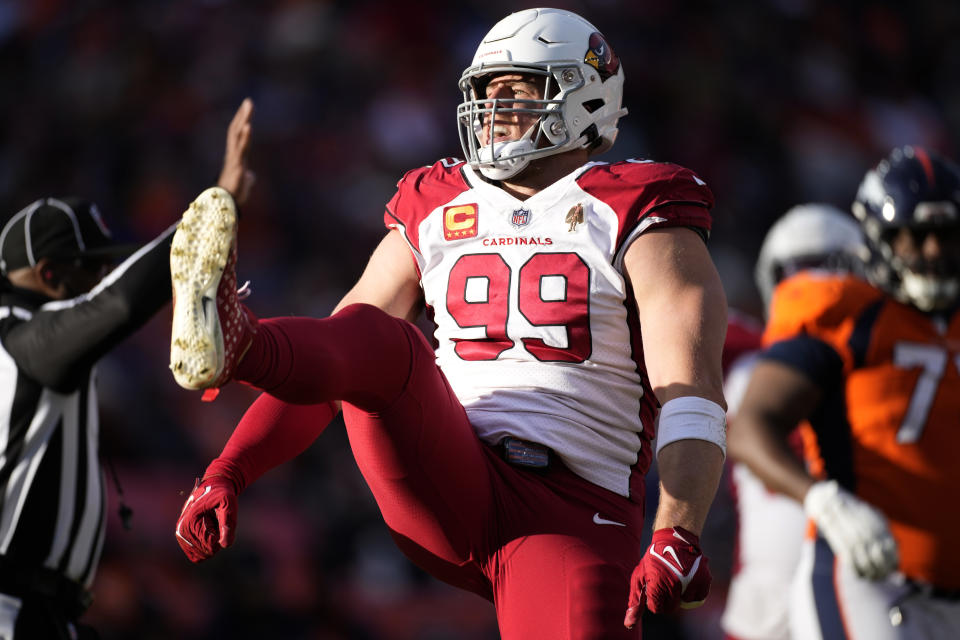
[{"xmin": 0, "ymin": 223, "xmax": 175, "ymax": 589}]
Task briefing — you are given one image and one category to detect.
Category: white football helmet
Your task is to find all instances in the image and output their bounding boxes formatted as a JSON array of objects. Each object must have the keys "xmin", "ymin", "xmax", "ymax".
[
  {"xmin": 457, "ymin": 8, "xmax": 627, "ymax": 181},
  {"xmin": 755, "ymin": 203, "xmax": 867, "ymax": 312}
]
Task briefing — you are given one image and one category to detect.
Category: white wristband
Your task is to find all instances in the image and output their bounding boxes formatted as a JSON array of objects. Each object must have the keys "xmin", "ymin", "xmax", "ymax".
[{"xmin": 655, "ymin": 396, "xmax": 727, "ymax": 459}]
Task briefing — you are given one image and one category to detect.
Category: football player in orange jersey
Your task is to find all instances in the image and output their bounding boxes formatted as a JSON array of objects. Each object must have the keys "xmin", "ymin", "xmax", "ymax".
[
  {"xmin": 722, "ymin": 203, "xmax": 866, "ymax": 640},
  {"xmin": 728, "ymin": 145, "xmax": 960, "ymax": 640}
]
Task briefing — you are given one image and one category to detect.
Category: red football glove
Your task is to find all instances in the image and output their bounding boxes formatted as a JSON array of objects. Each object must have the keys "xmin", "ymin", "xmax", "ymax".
[
  {"xmin": 175, "ymin": 475, "xmax": 239, "ymax": 563},
  {"xmin": 623, "ymin": 526, "xmax": 712, "ymax": 628}
]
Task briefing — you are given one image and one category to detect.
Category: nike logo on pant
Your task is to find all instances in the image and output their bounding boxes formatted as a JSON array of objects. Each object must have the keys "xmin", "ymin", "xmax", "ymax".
[{"xmin": 593, "ymin": 512, "xmax": 626, "ymax": 527}]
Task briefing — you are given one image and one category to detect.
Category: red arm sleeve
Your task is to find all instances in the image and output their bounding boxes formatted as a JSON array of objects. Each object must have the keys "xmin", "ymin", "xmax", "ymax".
[{"xmin": 204, "ymin": 394, "xmax": 338, "ymax": 492}]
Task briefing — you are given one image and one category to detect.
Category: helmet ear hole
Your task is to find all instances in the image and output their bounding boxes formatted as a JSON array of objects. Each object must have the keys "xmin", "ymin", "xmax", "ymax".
[
  {"xmin": 581, "ymin": 124, "xmax": 601, "ymax": 149},
  {"xmin": 582, "ymin": 99, "xmax": 604, "ymax": 113}
]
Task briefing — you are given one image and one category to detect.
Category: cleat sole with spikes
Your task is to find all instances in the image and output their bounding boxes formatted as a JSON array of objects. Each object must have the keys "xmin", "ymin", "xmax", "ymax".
[{"xmin": 169, "ymin": 187, "xmax": 237, "ymax": 390}]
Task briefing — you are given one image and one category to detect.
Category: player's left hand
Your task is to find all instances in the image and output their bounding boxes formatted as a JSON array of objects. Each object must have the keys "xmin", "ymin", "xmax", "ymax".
[
  {"xmin": 175, "ymin": 475, "xmax": 238, "ymax": 563},
  {"xmin": 623, "ymin": 526, "xmax": 711, "ymax": 628},
  {"xmin": 803, "ymin": 479, "xmax": 899, "ymax": 580}
]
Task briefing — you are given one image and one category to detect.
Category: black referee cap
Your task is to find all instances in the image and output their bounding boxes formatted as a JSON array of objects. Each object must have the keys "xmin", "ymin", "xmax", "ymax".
[{"xmin": 0, "ymin": 197, "xmax": 137, "ymax": 276}]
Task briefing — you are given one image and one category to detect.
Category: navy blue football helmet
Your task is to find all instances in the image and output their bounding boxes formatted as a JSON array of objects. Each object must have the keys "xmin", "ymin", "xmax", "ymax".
[{"xmin": 852, "ymin": 146, "xmax": 960, "ymax": 312}]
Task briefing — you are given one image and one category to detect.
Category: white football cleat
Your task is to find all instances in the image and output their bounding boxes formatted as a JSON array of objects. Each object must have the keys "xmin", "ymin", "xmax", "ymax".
[{"xmin": 169, "ymin": 187, "xmax": 256, "ymax": 396}]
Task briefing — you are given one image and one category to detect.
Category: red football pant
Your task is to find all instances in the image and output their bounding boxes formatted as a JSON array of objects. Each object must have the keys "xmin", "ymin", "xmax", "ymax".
[{"xmin": 237, "ymin": 303, "xmax": 645, "ymax": 639}]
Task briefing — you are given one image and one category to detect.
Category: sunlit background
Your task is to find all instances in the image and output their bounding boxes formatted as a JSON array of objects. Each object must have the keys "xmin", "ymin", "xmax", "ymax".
[{"xmin": 2, "ymin": 1, "xmax": 958, "ymax": 638}]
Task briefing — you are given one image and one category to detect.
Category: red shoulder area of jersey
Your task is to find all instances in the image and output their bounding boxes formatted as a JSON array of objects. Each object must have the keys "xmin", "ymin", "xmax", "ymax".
[
  {"xmin": 384, "ymin": 158, "xmax": 470, "ymax": 253},
  {"xmin": 764, "ymin": 272, "xmax": 884, "ymax": 369},
  {"xmin": 576, "ymin": 159, "xmax": 714, "ymax": 251}
]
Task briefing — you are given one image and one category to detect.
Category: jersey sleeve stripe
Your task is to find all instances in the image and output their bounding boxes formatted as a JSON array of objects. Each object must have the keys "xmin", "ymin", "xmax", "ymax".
[
  {"xmin": 612, "ymin": 215, "xmax": 666, "ymax": 272},
  {"xmin": 385, "ymin": 202, "xmax": 421, "ymax": 255}
]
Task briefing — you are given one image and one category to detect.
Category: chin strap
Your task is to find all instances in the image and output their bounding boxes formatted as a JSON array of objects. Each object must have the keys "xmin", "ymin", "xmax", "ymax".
[{"xmin": 477, "ymin": 122, "xmax": 581, "ymax": 181}]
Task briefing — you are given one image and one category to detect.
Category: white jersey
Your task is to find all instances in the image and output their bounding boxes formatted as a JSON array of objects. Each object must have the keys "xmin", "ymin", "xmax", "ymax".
[{"xmin": 385, "ymin": 158, "xmax": 713, "ymax": 497}]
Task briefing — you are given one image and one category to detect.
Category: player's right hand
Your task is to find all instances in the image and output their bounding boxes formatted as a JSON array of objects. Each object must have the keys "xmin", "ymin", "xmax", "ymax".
[
  {"xmin": 623, "ymin": 526, "xmax": 712, "ymax": 628},
  {"xmin": 175, "ymin": 474, "xmax": 239, "ymax": 563},
  {"xmin": 803, "ymin": 479, "xmax": 899, "ymax": 580},
  {"xmin": 217, "ymin": 97, "xmax": 256, "ymax": 206}
]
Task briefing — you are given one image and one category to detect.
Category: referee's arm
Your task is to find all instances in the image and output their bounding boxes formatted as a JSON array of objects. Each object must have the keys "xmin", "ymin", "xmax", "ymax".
[{"xmin": 3, "ymin": 223, "xmax": 176, "ymax": 392}]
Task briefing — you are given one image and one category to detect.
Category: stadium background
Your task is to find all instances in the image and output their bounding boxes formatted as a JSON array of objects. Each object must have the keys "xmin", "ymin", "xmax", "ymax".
[{"xmin": 1, "ymin": 1, "xmax": 958, "ymax": 638}]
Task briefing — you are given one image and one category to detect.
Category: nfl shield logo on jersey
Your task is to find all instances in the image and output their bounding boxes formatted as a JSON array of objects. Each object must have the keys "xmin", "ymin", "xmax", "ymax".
[{"xmin": 511, "ymin": 207, "xmax": 531, "ymax": 228}]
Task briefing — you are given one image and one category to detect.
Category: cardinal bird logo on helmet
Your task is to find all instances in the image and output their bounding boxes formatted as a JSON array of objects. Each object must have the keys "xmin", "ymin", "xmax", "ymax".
[{"xmin": 584, "ymin": 32, "xmax": 620, "ymax": 81}]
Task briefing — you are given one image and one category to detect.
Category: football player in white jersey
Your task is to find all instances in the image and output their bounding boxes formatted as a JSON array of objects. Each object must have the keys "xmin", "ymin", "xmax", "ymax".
[
  {"xmin": 169, "ymin": 8, "xmax": 728, "ymax": 637},
  {"xmin": 721, "ymin": 204, "xmax": 866, "ymax": 640}
]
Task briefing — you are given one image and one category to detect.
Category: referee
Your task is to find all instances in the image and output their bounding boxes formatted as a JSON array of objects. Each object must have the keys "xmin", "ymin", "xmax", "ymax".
[
  {"xmin": 0, "ymin": 100, "xmax": 254, "ymax": 639},
  {"xmin": 0, "ymin": 197, "xmax": 173, "ymax": 639}
]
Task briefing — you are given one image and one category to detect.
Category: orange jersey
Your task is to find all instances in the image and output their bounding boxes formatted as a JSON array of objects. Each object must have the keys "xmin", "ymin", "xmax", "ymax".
[{"xmin": 764, "ymin": 271, "xmax": 960, "ymax": 589}]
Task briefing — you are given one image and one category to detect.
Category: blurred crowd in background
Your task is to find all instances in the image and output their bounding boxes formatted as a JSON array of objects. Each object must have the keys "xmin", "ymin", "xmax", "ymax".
[{"xmin": 1, "ymin": 0, "xmax": 958, "ymax": 638}]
